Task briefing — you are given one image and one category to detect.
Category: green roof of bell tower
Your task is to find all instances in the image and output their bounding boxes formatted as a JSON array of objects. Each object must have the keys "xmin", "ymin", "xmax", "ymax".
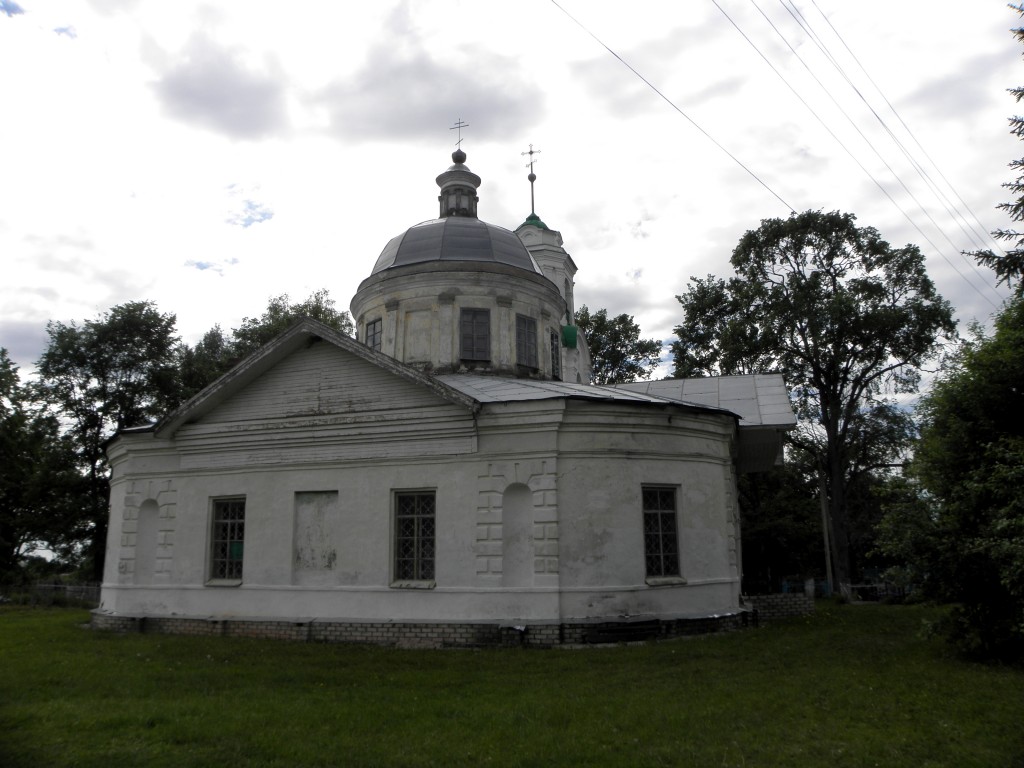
[{"xmin": 520, "ymin": 212, "xmax": 550, "ymax": 230}]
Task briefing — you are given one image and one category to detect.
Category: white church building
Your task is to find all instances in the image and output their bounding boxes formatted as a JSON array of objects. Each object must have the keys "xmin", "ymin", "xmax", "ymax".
[{"xmin": 92, "ymin": 149, "xmax": 794, "ymax": 647}]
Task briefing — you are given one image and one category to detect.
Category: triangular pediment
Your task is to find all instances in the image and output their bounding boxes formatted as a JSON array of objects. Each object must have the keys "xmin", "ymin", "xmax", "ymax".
[{"xmin": 156, "ymin": 318, "xmax": 477, "ymax": 438}]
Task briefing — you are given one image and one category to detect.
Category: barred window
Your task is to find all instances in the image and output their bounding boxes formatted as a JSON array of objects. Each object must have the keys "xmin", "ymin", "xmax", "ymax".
[
  {"xmin": 365, "ymin": 318, "xmax": 382, "ymax": 351},
  {"xmin": 642, "ymin": 487, "xmax": 679, "ymax": 578},
  {"xmin": 394, "ymin": 492, "xmax": 435, "ymax": 582},
  {"xmin": 516, "ymin": 314, "xmax": 538, "ymax": 369},
  {"xmin": 210, "ymin": 498, "xmax": 245, "ymax": 581},
  {"xmin": 460, "ymin": 309, "xmax": 490, "ymax": 362},
  {"xmin": 550, "ymin": 330, "xmax": 561, "ymax": 380}
]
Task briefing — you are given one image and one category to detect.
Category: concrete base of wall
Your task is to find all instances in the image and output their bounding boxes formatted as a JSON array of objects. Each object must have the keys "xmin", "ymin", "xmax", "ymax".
[{"xmin": 90, "ymin": 609, "xmax": 753, "ymax": 648}]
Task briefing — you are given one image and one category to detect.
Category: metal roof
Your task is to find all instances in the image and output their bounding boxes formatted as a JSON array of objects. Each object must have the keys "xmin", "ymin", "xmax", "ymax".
[
  {"xmin": 435, "ymin": 374, "xmax": 794, "ymax": 428},
  {"xmin": 434, "ymin": 374, "xmax": 732, "ymax": 414},
  {"xmin": 369, "ymin": 217, "xmax": 543, "ymax": 276},
  {"xmin": 613, "ymin": 375, "xmax": 795, "ymax": 427}
]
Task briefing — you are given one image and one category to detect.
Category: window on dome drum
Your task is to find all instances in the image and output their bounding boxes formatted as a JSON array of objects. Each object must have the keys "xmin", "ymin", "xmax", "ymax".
[
  {"xmin": 550, "ymin": 330, "xmax": 561, "ymax": 380},
  {"xmin": 210, "ymin": 497, "xmax": 245, "ymax": 582},
  {"xmin": 394, "ymin": 491, "xmax": 435, "ymax": 582},
  {"xmin": 516, "ymin": 314, "xmax": 538, "ymax": 369},
  {"xmin": 365, "ymin": 318, "xmax": 382, "ymax": 352},
  {"xmin": 642, "ymin": 487, "xmax": 680, "ymax": 578},
  {"xmin": 460, "ymin": 309, "xmax": 490, "ymax": 362}
]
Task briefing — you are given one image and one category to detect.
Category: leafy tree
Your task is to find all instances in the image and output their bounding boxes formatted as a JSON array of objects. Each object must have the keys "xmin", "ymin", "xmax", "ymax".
[
  {"xmin": 739, "ymin": 405, "xmax": 913, "ymax": 595},
  {"xmin": 673, "ymin": 210, "xmax": 956, "ymax": 591},
  {"xmin": 232, "ymin": 289, "xmax": 353, "ymax": 358},
  {"xmin": 178, "ymin": 325, "xmax": 235, "ymax": 401},
  {"xmin": 738, "ymin": 454, "xmax": 821, "ymax": 594},
  {"xmin": 180, "ymin": 290, "xmax": 354, "ymax": 398},
  {"xmin": 879, "ymin": 298, "xmax": 1024, "ymax": 659},
  {"xmin": 574, "ymin": 305, "xmax": 662, "ymax": 385},
  {"xmin": 34, "ymin": 302, "xmax": 181, "ymax": 580},
  {"xmin": 879, "ymin": 5, "xmax": 1024, "ymax": 660},
  {"xmin": 0, "ymin": 349, "xmax": 85, "ymax": 583},
  {"xmin": 670, "ymin": 276, "xmax": 777, "ymax": 378}
]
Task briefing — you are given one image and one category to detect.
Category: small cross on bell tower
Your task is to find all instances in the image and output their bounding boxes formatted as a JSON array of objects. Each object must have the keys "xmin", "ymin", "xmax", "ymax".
[{"xmin": 522, "ymin": 143, "xmax": 541, "ymax": 216}]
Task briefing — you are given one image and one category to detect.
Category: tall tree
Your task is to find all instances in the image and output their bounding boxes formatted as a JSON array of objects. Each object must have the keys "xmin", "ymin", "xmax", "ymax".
[
  {"xmin": 737, "ymin": 455, "xmax": 820, "ymax": 594},
  {"xmin": 232, "ymin": 289, "xmax": 354, "ymax": 358},
  {"xmin": 0, "ymin": 349, "xmax": 84, "ymax": 582},
  {"xmin": 574, "ymin": 305, "xmax": 662, "ymax": 385},
  {"xmin": 877, "ymin": 298, "xmax": 1024, "ymax": 659},
  {"xmin": 878, "ymin": 9, "xmax": 1024, "ymax": 657},
  {"xmin": 670, "ymin": 275, "xmax": 777, "ymax": 378},
  {"xmin": 178, "ymin": 325, "xmax": 234, "ymax": 401},
  {"xmin": 673, "ymin": 210, "xmax": 955, "ymax": 591},
  {"xmin": 34, "ymin": 301, "xmax": 181, "ymax": 580},
  {"xmin": 180, "ymin": 290, "xmax": 354, "ymax": 398}
]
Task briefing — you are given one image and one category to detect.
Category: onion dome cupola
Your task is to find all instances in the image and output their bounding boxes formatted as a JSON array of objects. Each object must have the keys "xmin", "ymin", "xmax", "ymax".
[
  {"xmin": 436, "ymin": 148, "xmax": 480, "ymax": 218},
  {"xmin": 351, "ymin": 148, "xmax": 571, "ymax": 381}
]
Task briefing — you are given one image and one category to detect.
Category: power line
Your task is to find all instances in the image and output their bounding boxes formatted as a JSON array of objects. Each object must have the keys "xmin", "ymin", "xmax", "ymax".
[
  {"xmin": 787, "ymin": 0, "xmax": 1003, "ymax": 296},
  {"xmin": 714, "ymin": 0, "xmax": 1000, "ymax": 310},
  {"xmin": 550, "ymin": 0, "xmax": 1006, "ymax": 310},
  {"xmin": 548, "ymin": 0, "xmax": 796, "ymax": 213},
  {"xmin": 808, "ymin": 0, "xmax": 1005, "ymax": 257}
]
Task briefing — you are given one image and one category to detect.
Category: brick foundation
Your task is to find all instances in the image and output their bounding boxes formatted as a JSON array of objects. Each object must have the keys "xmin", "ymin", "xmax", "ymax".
[
  {"xmin": 742, "ymin": 593, "xmax": 815, "ymax": 623},
  {"xmin": 90, "ymin": 610, "xmax": 752, "ymax": 648}
]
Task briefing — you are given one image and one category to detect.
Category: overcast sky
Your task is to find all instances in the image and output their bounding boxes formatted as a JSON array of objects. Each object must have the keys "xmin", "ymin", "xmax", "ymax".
[{"xmin": 1, "ymin": 0, "xmax": 1019, "ymax": 377}]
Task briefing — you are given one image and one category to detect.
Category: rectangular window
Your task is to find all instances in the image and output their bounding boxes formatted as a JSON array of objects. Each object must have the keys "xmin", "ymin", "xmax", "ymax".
[
  {"xmin": 460, "ymin": 309, "xmax": 490, "ymax": 362},
  {"xmin": 365, "ymin": 318, "xmax": 382, "ymax": 352},
  {"xmin": 642, "ymin": 487, "xmax": 679, "ymax": 578},
  {"xmin": 394, "ymin": 491, "xmax": 436, "ymax": 582},
  {"xmin": 516, "ymin": 314, "xmax": 538, "ymax": 369},
  {"xmin": 210, "ymin": 497, "xmax": 245, "ymax": 581},
  {"xmin": 550, "ymin": 330, "xmax": 562, "ymax": 380}
]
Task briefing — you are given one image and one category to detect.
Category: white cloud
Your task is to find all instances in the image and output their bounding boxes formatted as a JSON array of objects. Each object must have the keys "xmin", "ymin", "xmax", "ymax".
[
  {"xmin": 150, "ymin": 33, "xmax": 289, "ymax": 140},
  {"xmin": 0, "ymin": 0, "xmax": 1017, "ymax": 379}
]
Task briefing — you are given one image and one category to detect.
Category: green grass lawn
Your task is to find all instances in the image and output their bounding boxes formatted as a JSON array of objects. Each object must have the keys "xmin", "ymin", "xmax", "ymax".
[{"xmin": 1, "ymin": 603, "xmax": 1022, "ymax": 768}]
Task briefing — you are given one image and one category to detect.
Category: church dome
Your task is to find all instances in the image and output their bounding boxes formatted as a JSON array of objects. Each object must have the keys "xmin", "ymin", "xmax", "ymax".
[
  {"xmin": 369, "ymin": 216, "xmax": 543, "ymax": 277},
  {"xmin": 351, "ymin": 146, "xmax": 583, "ymax": 381}
]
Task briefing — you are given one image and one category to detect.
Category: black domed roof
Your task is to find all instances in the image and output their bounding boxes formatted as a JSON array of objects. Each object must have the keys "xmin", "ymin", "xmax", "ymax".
[{"xmin": 369, "ymin": 216, "xmax": 542, "ymax": 276}]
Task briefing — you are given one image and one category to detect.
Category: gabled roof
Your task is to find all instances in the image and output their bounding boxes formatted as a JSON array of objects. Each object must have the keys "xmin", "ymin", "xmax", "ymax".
[
  {"xmin": 613, "ymin": 375, "xmax": 796, "ymax": 428},
  {"xmin": 153, "ymin": 318, "xmax": 479, "ymax": 438}
]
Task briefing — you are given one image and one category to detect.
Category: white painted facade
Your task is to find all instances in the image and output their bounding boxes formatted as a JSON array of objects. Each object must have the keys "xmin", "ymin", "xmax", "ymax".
[{"xmin": 95, "ymin": 150, "xmax": 794, "ymax": 643}]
